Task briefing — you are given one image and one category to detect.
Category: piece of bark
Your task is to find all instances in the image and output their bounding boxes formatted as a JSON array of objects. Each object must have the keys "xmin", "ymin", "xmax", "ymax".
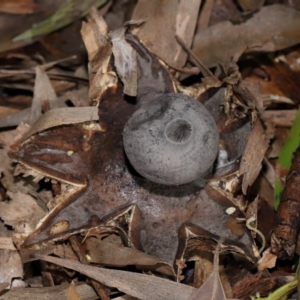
[
  {"xmin": 271, "ymin": 144, "xmax": 300, "ymax": 260},
  {"xmin": 228, "ymin": 263, "xmax": 277, "ymax": 298}
]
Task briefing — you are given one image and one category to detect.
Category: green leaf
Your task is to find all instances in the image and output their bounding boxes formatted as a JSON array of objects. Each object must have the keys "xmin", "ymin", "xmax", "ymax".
[
  {"xmin": 13, "ymin": 0, "xmax": 107, "ymax": 42},
  {"xmin": 274, "ymin": 105, "xmax": 300, "ymax": 209}
]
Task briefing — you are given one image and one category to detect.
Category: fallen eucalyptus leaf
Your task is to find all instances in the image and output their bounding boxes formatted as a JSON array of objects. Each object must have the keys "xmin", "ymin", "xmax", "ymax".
[
  {"xmin": 0, "ymin": 191, "xmax": 45, "ymax": 232},
  {"xmin": 0, "ymin": 282, "xmax": 98, "ymax": 300},
  {"xmin": 30, "ymin": 66, "xmax": 58, "ymax": 125},
  {"xmin": 22, "ymin": 106, "xmax": 99, "ymax": 141},
  {"xmin": 132, "ymin": 0, "xmax": 201, "ymax": 68},
  {"xmin": 187, "ymin": 239, "xmax": 226, "ymax": 300},
  {"xmin": 240, "ymin": 119, "xmax": 269, "ymax": 194},
  {"xmin": 192, "ymin": 5, "xmax": 300, "ymax": 68},
  {"xmin": 31, "ymin": 254, "xmax": 196, "ymax": 300},
  {"xmin": 110, "ymin": 27, "xmax": 137, "ymax": 96},
  {"xmin": 0, "ymin": 238, "xmax": 16, "ymax": 251},
  {"xmin": 67, "ymin": 282, "xmax": 82, "ymax": 300},
  {"xmin": 84, "ymin": 237, "xmax": 175, "ymax": 276},
  {"xmin": 0, "ymin": 249, "xmax": 23, "ymax": 288}
]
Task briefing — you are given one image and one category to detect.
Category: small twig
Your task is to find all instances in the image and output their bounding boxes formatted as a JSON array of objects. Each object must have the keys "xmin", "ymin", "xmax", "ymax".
[{"xmin": 175, "ymin": 35, "xmax": 215, "ymax": 78}]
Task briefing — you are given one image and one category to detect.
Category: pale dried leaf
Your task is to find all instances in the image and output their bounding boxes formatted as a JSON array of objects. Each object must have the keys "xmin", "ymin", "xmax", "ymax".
[
  {"xmin": 132, "ymin": 0, "xmax": 201, "ymax": 68},
  {"xmin": 187, "ymin": 240, "xmax": 226, "ymax": 300},
  {"xmin": 0, "ymin": 192, "xmax": 44, "ymax": 232},
  {"xmin": 0, "ymin": 106, "xmax": 20, "ymax": 118},
  {"xmin": 261, "ymin": 110, "xmax": 297, "ymax": 127},
  {"xmin": 30, "ymin": 66, "xmax": 57, "ymax": 125},
  {"xmin": 111, "ymin": 27, "xmax": 137, "ymax": 96},
  {"xmin": 33, "ymin": 254, "xmax": 196, "ymax": 300},
  {"xmin": 85, "ymin": 238, "xmax": 174, "ymax": 276},
  {"xmin": 66, "ymin": 88, "xmax": 89, "ymax": 107},
  {"xmin": 67, "ymin": 282, "xmax": 82, "ymax": 300},
  {"xmin": 22, "ymin": 107, "xmax": 98, "ymax": 141},
  {"xmin": 197, "ymin": 0, "xmax": 214, "ymax": 31},
  {"xmin": 0, "ymin": 282, "xmax": 10, "ymax": 293},
  {"xmin": 0, "ymin": 282, "xmax": 98, "ymax": 300},
  {"xmin": 0, "ymin": 238, "xmax": 16, "ymax": 250},
  {"xmin": 0, "ymin": 149, "xmax": 12, "ymax": 175},
  {"xmin": 192, "ymin": 5, "xmax": 300, "ymax": 68},
  {"xmin": 262, "ymin": 158, "xmax": 276, "ymax": 189},
  {"xmin": 0, "ymin": 96, "xmax": 68, "ymax": 129},
  {"xmin": 0, "ymin": 250, "xmax": 23, "ymax": 286},
  {"xmin": 81, "ymin": 8, "xmax": 108, "ymax": 61},
  {"xmin": 0, "ymin": 108, "xmax": 31, "ymax": 128},
  {"xmin": 240, "ymin": 119, "xmax": 269, "ymax": 194},
  {"xmin": 175, "ymin": 0, "xmax": 202, "ymax": 66},
  {"xmin": 20, "ymin": 242, "xmax": 77, "ymax": 263}
]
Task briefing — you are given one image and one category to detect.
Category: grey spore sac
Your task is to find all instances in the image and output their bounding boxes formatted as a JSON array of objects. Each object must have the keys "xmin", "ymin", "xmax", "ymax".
[{"xmin": 123, "ymin": 93, "xmax": 219, "ymax": 185}]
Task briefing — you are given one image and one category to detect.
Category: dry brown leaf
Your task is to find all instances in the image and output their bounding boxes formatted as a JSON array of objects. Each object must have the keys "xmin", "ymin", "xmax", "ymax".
[
  {"xmin": 81, "ymin": 8, "xmax": 117, "ymax": 104},
  {"xmin": 20, "ymin": 242, "xmax": 78, "ymax": 263},
  {"xmin": 84, "ymin": 238, "xmax": 175, "ymax": 276},
  {"xmin": 0, "ymin": 282, "xmax": 10, "ymax": 293},
  {"xmin": 22, "ymin": 107, "xmax": 99, "ymax": 141},
  {"xmin": 0, "ymin": 0, "xmax": 42, "ymax": 14},
  {"xmin": 175, "ymin": 0, "xmax": 202, "ymax": 66},
  {"xmin": 0, "ymin": 108, "xmax": 31, "ymax": 129},
  {"xmin": 110, "ymin": 27, "xmax": 137, "ymax": 96},
  {"xmin": 197, "ymin": 0, "xmax": 214, "ymax": 31},
  {"xmin": 240, "ymin": 119, "xmax": 269, "ymax": 194},
  {"xmin": 67, "ymin": 282, "xmax": 82, "ymax": 300},
  {"xmin": 132, "ymin": 0, "xmax": 201, "ymax": 68},
  {"xmin": 32, "ymin": 254, "xmax": 196, "ymax": 300},
  {"xmin": 261, "ymin": 110, "xmax": 297, "ymax": 127},
  {"xmin": 0, "ymin": 107, "xmax": 20, "ymax": 118},
  {"xmin": 0, "ymin": 282, "xmax": 98, "ymax": 300},
  {"xmin": 0, "ymin": 250, "xmax": 23, "ymax": 287},
  {"xmin": 192, "ymin": 5, "xmax": 300, "ymax": 68},
  {"xmin": 30, "ymin": 66, "xmax": 58, "ymax": 125},
  {"xmin": 80, "ymin": 8, "xmax": 108, "ymax": 62},
  {"xmin": 66, "ymin": 88, "xmax": 89, "ymax": 107},
  {"xmin": 187, "ymin": 240, "xmax": 226, "ymax": 300},
  {"xmin": 0, "ymin": 238, "xmax": 16, "ymax": 251},
  {"xmin": 0, "ymin": 192, "xmax": 45, "ymax": 233}
]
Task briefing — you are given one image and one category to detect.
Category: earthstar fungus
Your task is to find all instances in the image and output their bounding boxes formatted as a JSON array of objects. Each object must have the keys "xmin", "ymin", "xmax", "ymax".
[{"xmin": 9, "ymin": 19, "xmax": 257, "ymax": 277}]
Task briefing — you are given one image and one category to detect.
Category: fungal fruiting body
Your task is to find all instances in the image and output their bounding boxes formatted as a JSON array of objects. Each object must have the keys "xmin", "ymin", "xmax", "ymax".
[{"xmin": 123, "ymin": 93, "xmax": 219, "ymax": 185}]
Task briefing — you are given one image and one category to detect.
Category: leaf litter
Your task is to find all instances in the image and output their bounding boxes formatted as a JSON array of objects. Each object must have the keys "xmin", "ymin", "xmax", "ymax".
[{"xmin": 0, "ymin": 1, "xmax": 300, "ymax": 299}]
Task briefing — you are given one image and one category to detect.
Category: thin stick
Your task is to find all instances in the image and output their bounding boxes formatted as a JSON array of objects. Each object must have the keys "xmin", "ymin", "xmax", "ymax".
[{"xmin": 175, "ymin": 35, "xmax": 215, "ymax": 78}]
